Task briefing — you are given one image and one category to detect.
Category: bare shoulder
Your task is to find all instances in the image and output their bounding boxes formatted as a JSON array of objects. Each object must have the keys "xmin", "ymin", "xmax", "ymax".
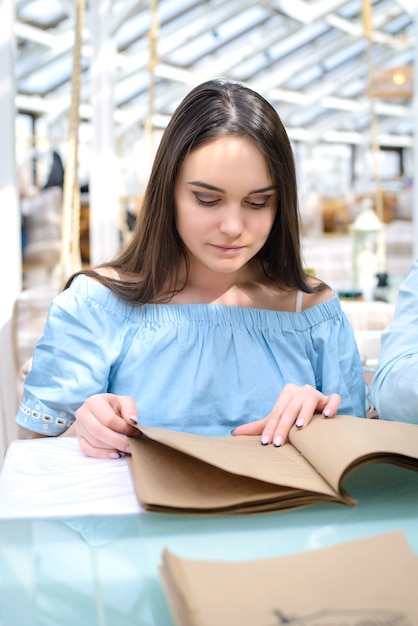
[
  {"xmin": 301, "ymin": 277, "xmax": 335, "ymax": 310},
  {"xmin": 94, "ymin": 266, "xmax": 138, "ymax": 282},
  {"xmin": 94, "ymin": 266, "xmax": 118, "ymax": 279},
  {"xmin": 85, "ymin": 266, "xmax": 129, "ymax": 283}
]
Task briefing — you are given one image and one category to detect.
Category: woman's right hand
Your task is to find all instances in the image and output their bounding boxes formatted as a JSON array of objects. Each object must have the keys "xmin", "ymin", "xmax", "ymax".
[{"xmin": 74, "ymin": 393, "xmax": 141, "ymax": 458}]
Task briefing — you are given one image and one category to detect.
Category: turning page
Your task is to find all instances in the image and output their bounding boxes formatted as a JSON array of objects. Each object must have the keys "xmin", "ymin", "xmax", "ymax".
[{"xmin": 127, "ymin": 415, "xmax": 418, "ymax": 514}]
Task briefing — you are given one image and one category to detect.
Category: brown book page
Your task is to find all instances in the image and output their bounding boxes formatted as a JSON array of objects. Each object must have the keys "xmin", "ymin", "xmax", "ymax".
[
  {"xmin": 289, "ymin": 415, "xmax": 418, "ymax": 494},
  {"xmin": 128, "ymin": 427, "xmax": 341, "ymax": 513},
  {"xmin": 135, "ymin": 426, "xmax": 336, "ymax": 492},
  {"xmin": 161, "ymin": 530, "xmax": 418, "ymax": 626},
  {"xmin": 127, "ymin": 436, "xmax": 299, "ymax": 513}
]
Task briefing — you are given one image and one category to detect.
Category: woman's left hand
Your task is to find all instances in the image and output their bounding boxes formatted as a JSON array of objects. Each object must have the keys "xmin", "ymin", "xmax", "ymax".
[{"xmin": 231, "ymin": 383, "xmax": 341, "ymax": 446}]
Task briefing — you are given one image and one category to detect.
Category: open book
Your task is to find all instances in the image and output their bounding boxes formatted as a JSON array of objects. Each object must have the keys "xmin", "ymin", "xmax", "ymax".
[
  {"xmin": 160, "ymin": 531, "xmax": 418, "ymax": 626},
  {"xmin": 127, "ymin": 414, "xmax": 418, "ymax": 515}
]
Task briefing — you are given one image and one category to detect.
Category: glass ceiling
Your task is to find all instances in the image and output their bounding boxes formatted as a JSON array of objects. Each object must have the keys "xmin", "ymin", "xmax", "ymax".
[{"xmin": 12, "ymin": 0, "xmax": 416, "ymax": 148}]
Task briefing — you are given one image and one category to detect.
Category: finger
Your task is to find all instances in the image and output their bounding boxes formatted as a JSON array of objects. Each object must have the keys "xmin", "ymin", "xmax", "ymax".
[
  {"xmin": 232, "ymin": 386, "xmax": 315, "ymax": 443},
  {"xmin": 108, "ymin": 398, "xmax": 140, "ymax": 435},
  {"xmin": 259, "ymin": 384, "xmax": 309, "ymax": 440},
  {"xmin": 76, "ymin": 416, "xmax": 137, "ymax": 457},
  {"xmin": 116, "ymin": 396, "xmax": 140, "ymax": 429},
  {"xmin": 261, "ymin": 386, "xmax": 323, "ymax": 445},
  {"xmin": 260, "ymin": 403, "xmax": 314, "ymax": 447},
  {"xmin": 78, "ymin": 395, "xmax": 139, "ymax": 438},
  {"xmin": 77, "ymin": 434, "xmax": 128, "ymax": 459},
  {"xmin": 274, "ymin": 392, "xmax": 341, "ymax": 447},
  {"xmin": 254, "ymin": 385, "xmax": 307, "ymax": 445},
  {"xmin": 320, "ymin": 393, "xmax": 341, "ymax": 417},
  {"xmin": 231, "ymin": 417, "xmax": 267, "ymax": 436},
  {"xmin": 266, "ymin": 383, "xmax": 301, "ymax": 418},
  {"xmin": 276, "ymin": 393, "xmax": 321, "ymax": 437},
  {"xmin": 75, "ymin": 407, "xmax": 137, "ymax": 455},
  {"xmin": 76, "ymin": 421, "xmax": 133, "ymax": 452}
]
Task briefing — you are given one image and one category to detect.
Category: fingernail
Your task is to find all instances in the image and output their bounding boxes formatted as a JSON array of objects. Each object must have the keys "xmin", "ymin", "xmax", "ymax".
[
  {"xmin": 261, "ymin": 435, "xmax": 269, "ymax": 446},
  {"xmin": 109, "ymin": 451, "xmax": 124, "ymax": 459},
  {"xmin": 295, "ymin": 417, "xmax": 304, "ymax": 428},
  {"xmin": 274, "ymin": 435, "xmax": 283, "ymax": 447},
  {"xmin": 125, "ymin": 445, "xmax": 131, "ymax": 454},
  {"xmin": 129, "ymin": 415, "xmax": 138, "ymax": 425},
  {"xmin": 230, "ymin": 429, "xmax": 236, "ymax": 435},
  {"xmin": 323, "ymin": 409, "xmax": 331, "ymax": 418}
]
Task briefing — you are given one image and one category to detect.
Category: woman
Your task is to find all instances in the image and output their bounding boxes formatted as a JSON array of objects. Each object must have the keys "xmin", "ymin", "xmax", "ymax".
[
  {"xmin": 371, "ymin": 258, "xmax": 418, "ymax": 424},
  {"xmin": 16, "ymin": 79, "xmax": 365, "ymax": 458}
]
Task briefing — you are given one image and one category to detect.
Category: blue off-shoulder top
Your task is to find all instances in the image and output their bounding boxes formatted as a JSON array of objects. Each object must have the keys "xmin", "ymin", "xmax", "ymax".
[{"xmin": 16, "ymin": 274, "xmax": 366, "ymax": 436}]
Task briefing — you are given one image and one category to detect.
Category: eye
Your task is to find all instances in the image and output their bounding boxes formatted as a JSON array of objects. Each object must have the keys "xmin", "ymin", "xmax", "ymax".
[
  {"xmin": 193, "ymin": 192, "xmax": 220, "ymax": 207},
  {"xmin": 246, "ymin": 195, "xmax": 273, "ymax": 209}
]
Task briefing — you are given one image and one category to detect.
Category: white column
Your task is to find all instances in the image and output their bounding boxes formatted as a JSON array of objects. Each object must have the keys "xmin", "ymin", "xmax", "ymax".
[
  {"xmin": 89, "ymin": 0, "xmax": 120, "ymax": 266},
  {"xmin": 414, "ymin": 5, "xmax": 418, "ymax": 261},
  {"xmin": 0, "ymin": 0, "xmax": 21, "ymax": 317},
  {"xmin": 0, "ymin": 0, "xmax": 21, "ymax": 451}
]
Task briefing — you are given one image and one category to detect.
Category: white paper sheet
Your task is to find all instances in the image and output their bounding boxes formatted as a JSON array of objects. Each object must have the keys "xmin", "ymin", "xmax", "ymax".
[{"xmin": 0, "ymin": 436, "xmax": 143, "ymax": 519}]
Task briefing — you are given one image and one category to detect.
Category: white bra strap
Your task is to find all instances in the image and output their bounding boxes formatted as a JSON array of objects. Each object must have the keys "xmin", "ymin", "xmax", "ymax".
[{"xmin": 295, "ymin": 290, "xmax": 303, "ymax": 313}]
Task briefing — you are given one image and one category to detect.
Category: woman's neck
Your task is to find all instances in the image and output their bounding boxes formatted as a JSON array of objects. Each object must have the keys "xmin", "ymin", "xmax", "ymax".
[{"xmin": 173, "ymin": 258, "xmax": 266, "ymax": 301}]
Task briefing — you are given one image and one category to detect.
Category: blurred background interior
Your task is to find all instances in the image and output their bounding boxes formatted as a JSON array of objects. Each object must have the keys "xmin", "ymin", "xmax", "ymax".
[{"xmin": 0, "ymin": 0, "xmax": 417, "ymax": 453}]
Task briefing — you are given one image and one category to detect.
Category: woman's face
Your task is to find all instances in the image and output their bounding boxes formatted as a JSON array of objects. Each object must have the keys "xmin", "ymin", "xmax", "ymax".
[{"xmin": 174, "ymin": 135, "xmax": 277, "ymax": 281}]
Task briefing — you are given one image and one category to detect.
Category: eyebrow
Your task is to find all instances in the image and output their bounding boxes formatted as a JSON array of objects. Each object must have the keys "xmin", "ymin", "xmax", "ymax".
[{"xmin": 187, "ymin": 181, "xmax": 278, "ymax": 194}]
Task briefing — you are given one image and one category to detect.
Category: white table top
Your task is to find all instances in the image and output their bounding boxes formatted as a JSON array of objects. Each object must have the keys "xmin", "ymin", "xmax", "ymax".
[{"xmin": 0, "ymin": 436, "xmax": 142, "ymax": 519}]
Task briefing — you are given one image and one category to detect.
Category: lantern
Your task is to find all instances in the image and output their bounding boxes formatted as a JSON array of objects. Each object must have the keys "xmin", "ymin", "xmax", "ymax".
[{"xmin": 351, "ymin": 198, "xmax": 386, "ymax": 301}]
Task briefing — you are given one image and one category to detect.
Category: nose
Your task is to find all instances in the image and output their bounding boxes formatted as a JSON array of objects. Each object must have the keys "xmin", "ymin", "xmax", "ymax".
[{"xmin": 219, "ymin": 205, "xmax": 243, "ymax": 238}]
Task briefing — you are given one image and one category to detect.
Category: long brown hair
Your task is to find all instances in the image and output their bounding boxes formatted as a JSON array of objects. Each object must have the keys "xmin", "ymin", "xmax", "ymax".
[{"xmin": 67, "ymin": 79, "xmax": 325, "ymax": 303}]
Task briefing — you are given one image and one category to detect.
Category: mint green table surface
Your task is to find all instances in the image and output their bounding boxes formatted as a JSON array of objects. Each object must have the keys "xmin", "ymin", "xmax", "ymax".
[{"xmin": 1, "ymin": 463, "xmax": 417, "ymax": 626}]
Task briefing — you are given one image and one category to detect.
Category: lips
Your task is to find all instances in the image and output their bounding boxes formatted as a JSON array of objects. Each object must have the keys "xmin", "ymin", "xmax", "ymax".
[{"xmin": 210, "ymin": 244, "xmax": 245, "ymax": 252}]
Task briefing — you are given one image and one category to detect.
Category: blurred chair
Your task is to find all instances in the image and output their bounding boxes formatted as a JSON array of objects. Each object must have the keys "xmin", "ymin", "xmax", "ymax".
[{"xmin": 21, "ymin": 187, "xmax": 62, "ymax": 287}]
